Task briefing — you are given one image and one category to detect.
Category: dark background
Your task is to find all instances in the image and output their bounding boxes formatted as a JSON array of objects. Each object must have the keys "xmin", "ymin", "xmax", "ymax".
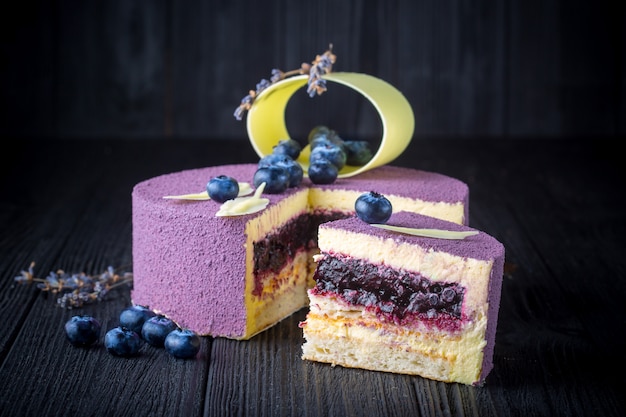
[{"xmin": 1, "ymin": 0, "xmax": 624, "ymax": 141}]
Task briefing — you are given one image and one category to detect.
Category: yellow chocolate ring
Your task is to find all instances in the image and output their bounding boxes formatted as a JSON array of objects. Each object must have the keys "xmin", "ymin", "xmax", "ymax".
[{"xmin": 246, "ymin": 72, "xmax": 415, "ymax": 178}]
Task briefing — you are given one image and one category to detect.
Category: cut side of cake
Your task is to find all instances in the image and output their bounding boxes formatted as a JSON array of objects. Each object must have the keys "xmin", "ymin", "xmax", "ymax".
[
  {"xmin": 300, "ymin": 211, "xmax": 505, "ymax": 385},
  {"xmin": 131, "ymin": 164, "xmax": 469, "ymax": 340}
]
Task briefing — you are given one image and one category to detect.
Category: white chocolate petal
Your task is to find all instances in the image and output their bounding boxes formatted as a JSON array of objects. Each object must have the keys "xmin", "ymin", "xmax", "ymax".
[
  {"xmin": 237, "ymin": 182, "xmax": 254, "ymax": 196},
  {"xmin": 163, "ymin": 191, "xmax": 210, "ymax": 200},
  {"xmin": 371, "ymin": 224, "xmax": 478, "ymax": 240},
  {"xmin": 215, "ymin": 183, "xmax": 270, "ymax": 217}
]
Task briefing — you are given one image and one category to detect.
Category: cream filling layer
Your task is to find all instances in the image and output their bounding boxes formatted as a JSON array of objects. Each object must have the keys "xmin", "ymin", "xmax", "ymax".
[
  {"xmin": 243, "ymin": 190, "xmax": 310, "ymax": 339},
  {"xmin": 302, "ymin": 293, "xmax": 487, "ymax": 385},
  {"xmin": 244, "ymin": 251, "xmax": 310, "ymax": 339},
  {"xmin": 308, "ymin": 188, "xmax": 465, "ymax": 225}
]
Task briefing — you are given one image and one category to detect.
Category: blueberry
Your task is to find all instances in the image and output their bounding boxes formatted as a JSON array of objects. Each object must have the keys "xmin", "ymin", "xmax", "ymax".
[
  {"xmin": 164, "ymin": 329, "xmax": 201, "ymax": 359},
  {"xmin": 105, "ymin": 326, "xmax": 142, "ymax": 357},
  {"xmin": 307, "ymin": 125, "xmax": 333, "ymax": 143},
  {"xmin": 355, "ymin": 191, "xmax": 393, "ymax": 224},
  {"xmin": 253, "ymin": 165, "xmax": 290, "ymax": 194},
  {"xmin": 309, "ymin": 125, "xmax": 345, "ymax": 149},
  {"xmin": 141, "ymin": 315, "xmax": 178, "ymax": 347},
  {"xmin": 274, "ymin": 157, "xmax": 304, "ymax": 187},
  {"xmin": 344, "ymin": 140, "xmax": 374, "ymax": 166},
  {"xmin": 119, "ymin": 305, "xmax": 156, "ymax": 335},
  {"xmin": 64, "ymin": 315, "xmax": 101, "ymax": 347},
  {"xmin": 308, "ymin": 159, "xmax": 339, "ymax": 184},
  {"xmin": 258, "ymin": 154, "xmax": 303, "ymax": 188},
  {"xmin": 441, "ymin": 287, "xmax": 457, "ymax": 303},
  {"xmin": 207, "ymin": 175, "xmax": 239, "ymax": 203},
  {"xmin": 272, "ymin": 139, "xmax": 302, "ymax": 160},
  {"xmin": 309, "ymin": 143, "xmax": 347, "ymax": 171},
  {"xmin": 258, "ymin": 153, "xmax": 285, "ymax": 168},
  {"xmin": 308, "ymin": 138, "xmax": 331, "ymax": 155}
]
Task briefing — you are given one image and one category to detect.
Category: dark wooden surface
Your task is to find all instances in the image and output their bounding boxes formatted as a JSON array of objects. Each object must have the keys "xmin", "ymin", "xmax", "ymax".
[
  {"xmin": 2, "ymin": 0, "xmax": 624, "ymax": 139},
  {"xmin": 0, "ymin": 138, "xmax": 624, "ymax": 417}
]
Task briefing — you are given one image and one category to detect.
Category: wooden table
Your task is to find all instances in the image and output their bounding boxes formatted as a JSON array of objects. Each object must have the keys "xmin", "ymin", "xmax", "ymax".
[{"xmin": 0, "ymin": 138, "xmax": 624, "ymax": 417}]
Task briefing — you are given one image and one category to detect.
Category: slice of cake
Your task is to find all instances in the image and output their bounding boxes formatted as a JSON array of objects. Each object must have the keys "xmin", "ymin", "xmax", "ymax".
[
  {"xmin": 300, "ymin": 211, "xmax": 505, "ymax": 385},
  {"xmin": 131, "ymin": 164, "xmax": 469, "ymax": 339}
]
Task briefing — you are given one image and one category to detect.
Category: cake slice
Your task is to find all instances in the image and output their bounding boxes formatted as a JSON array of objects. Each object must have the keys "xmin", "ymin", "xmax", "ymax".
[{"xmin": 301, "ymin": 211, "xmax": 505, "ymax": 385}]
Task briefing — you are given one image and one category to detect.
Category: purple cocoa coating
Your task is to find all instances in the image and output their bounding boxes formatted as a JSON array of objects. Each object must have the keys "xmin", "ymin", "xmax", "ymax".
[
  {"xmin": 131, "ymin": 214, "xmax": 248, "ymax": 337},
  {"xmin": 131, "ymin": 164, "xmax": 273, "ymax": 337},
  {"xmin": 321, "ymin": 211, "xmax": 505, "ymax": 384},
  {"xmin": 323, "ymin": 211, "xmax": 502, "ymax": 261}
]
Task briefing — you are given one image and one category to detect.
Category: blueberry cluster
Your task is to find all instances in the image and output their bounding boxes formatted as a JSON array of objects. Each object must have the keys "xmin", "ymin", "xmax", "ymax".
[
  {"xmin": 309, "ymin": 125, "xmax": 373, "ymax": 166},
  {"xmin": 253, "ymin": 125, "xmax": 374, "ymax": 192},
  {"xmin": 254, "ymin": 139, "xmax": 304, "ymax": 193},
  {"xmin": 307, "ymin": 125, "xmax": 374, "ymax": 184},
  {"xmin": 307, "ymin": 126, "xmax": 343, "ymax": 184},
  {"xmin": 314, "ymin": 255, "xmax": 465, "ymax": 322},
  {"xmin": 64, "ymin": 305, "xmax": 201, "ymax": 359}
]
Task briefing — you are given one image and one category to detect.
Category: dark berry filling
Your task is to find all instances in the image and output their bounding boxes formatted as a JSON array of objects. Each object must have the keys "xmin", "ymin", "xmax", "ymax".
[
  {"xmin": 312, "ymin": 255, "xmax": 466, "ymax": 330},
  {"xmin": 252, "ymin": 211, "xmax": 349, "ymax": 296}
]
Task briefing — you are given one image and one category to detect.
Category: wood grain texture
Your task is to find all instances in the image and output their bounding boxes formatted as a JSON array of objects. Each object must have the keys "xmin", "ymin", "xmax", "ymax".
[
  {"xmin": 0, "ymin": 138, "xmax": 624, "ymax": 416},
  {"xmin": 1, "ymin": 0, "xmax": 624, "ymax": 139}
]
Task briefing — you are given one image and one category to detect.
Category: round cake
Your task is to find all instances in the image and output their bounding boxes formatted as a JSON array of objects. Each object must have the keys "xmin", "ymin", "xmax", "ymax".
[
  {"xmin": 130, "ymin": 54, "xmax": 507, "ymax": 385},
  {"xmin": 131, "ymin": 163, "xmax": 469, "ymax": 339}
]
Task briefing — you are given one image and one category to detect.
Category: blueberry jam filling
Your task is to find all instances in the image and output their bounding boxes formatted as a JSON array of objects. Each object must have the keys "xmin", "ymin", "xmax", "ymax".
[
  {"xmin": 252, "ymin": 211, "xmax": 348, "ymax": 296},
  {"xmin": 312, "ymin": 255, "xmax": 466, "ymax": 328}
]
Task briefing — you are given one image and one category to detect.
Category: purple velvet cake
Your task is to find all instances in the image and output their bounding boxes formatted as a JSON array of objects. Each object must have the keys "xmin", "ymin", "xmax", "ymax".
[
  {"xmin": 132, "ymin": 163, "xmax": 469, "ymax": 339},
  {"xmin": 300, "ymin": 211, "xmax": 505, "ymax": 385}
]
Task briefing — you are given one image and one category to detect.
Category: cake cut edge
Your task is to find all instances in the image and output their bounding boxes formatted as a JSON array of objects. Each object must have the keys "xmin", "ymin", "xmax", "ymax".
[{"xmin": 300, "ymin": 212, "xmax": 505, "ymax": 385}]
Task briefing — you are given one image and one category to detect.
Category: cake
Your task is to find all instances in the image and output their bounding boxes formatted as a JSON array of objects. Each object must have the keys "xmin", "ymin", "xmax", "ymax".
[
  {"xmin": 300, "ymin": 211, "xmax": 505, "ymax": 386},
  {"xmin": 131, "ymin": 163, "xmax": 469, "ymax": 340},
  {"xmin": 131, "ymin": 45, "xmax": 506, "ymax": 384}
]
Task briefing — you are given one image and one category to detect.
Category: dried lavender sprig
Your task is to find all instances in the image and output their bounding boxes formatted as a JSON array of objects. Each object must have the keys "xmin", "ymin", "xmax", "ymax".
[
  {"xmin": 306, "ymin": 48, "xmax": 335, "ymax": 97},
  {"xmin": 14, "ymin": 262, "xmax": 133, "ymax": 309},
  {"xmin": 234, "ymin": 44, "xmax": 336, "ymax": 121}
]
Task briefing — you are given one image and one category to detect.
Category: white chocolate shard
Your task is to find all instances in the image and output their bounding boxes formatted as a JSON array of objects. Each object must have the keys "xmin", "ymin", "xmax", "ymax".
[
  {"xmin": 371, "ymin": 224, "xmax": 478, "ymax": 240},
  {"xmin": 216, "ymin": 183, "xmax": 270, "ymax": 217}
]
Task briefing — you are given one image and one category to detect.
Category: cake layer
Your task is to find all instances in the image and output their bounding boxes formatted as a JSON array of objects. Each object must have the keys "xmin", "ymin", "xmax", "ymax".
[
  {"xmin": 302, "ymin": 293, "xmax": 488, "ymax": 385},
  {"xmin": 315, "ymin": 214, "xmax": 501, "ymax": 311},
  {"xmin": 132, "ymin": 164, "xmax": 470, "ymax": 339},
  {"xmin": 301, "ymin": 212, "xmax": 504, "ymax": 385},
  {"xmin": 311, "ymin": 254, "xmax": 466, "ymax": 330},
  {"xmin": 308, "ymin": 166, "xmax": 469, "ymax": 225}
]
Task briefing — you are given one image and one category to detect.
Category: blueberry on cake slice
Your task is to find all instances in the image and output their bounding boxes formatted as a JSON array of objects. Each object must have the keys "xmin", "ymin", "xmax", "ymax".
[{"xmin": 300, "ymin": 211, "xmax": 505, "ymax": 385}]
